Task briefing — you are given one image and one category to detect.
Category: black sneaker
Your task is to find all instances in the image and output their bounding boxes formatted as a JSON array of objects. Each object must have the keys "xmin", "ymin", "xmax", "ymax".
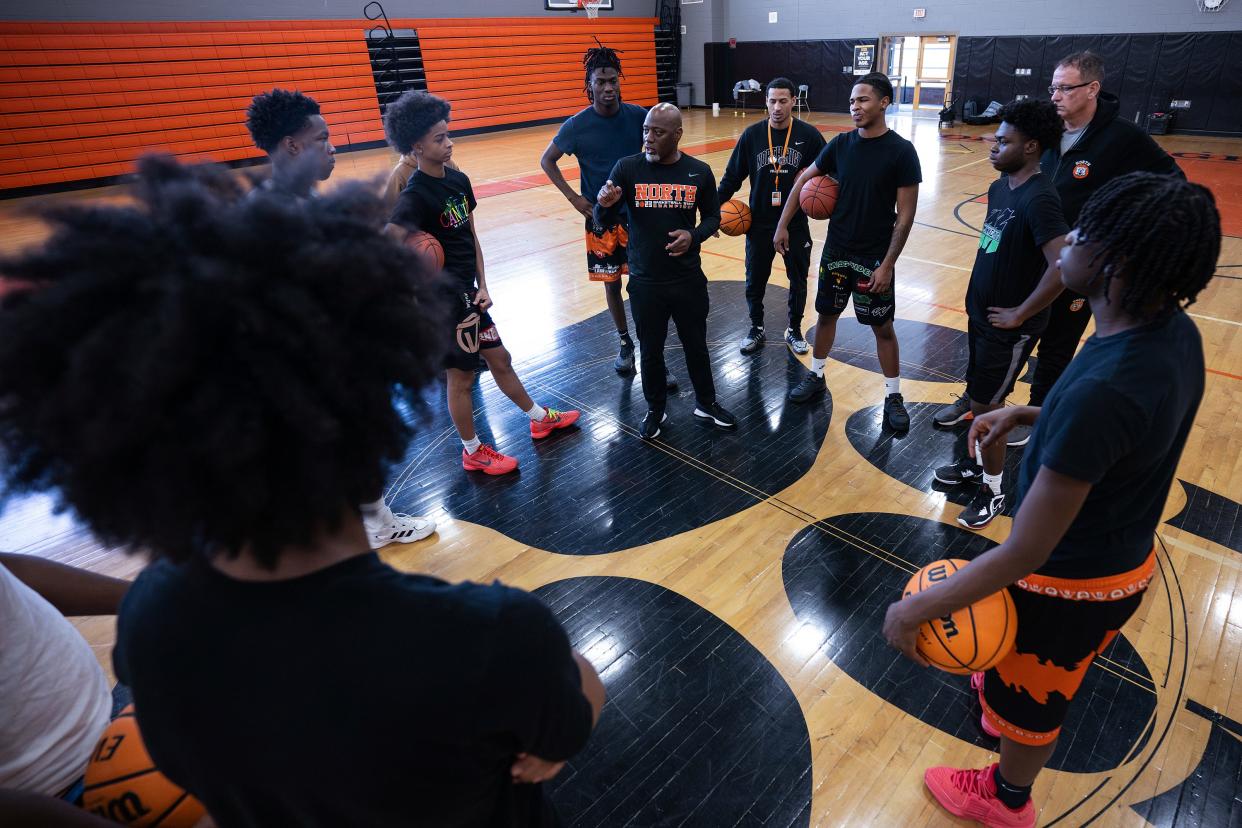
[
  {"xmin": 665, "ymin": 370, "xmax": 678, "ymax": 390},
  {"xmin": 693, "ymin": 401, "xmax": 737, "ymax": 429},
  {"xmin": 788, "ymin": 371, "xmax": 826, "ymax": 403},
  {"xmin": 640, "ymin": 409, "xmax": 667, "ymax": 440},
  {"xmin": 740, "ymin": 326, "xmax": 765, "ymax": 354},
  {"xmin": 883, "ymin": 392, "xmax": 910, "ymax": 431},
  {"xmin": 784, "ymin": 327, "xmax": 810, "ymax": 355},
  {"xmin": 1006, "ymin": 424, "xmax": 1032, "ymax": 447},
  {"xmin": 958, "ymin": 486, "xmax": 1006, "ymax": 530},
  {"xmin": 932, "ymin": 394, "xmax": 973, "ymax": 427},
  {"xmin": 933, "ymin": 458, "xmax": 984, "ymax": 486},
  {"xmin": 614, "ymin": 339, "xmax": 635, "ymax": 374}
]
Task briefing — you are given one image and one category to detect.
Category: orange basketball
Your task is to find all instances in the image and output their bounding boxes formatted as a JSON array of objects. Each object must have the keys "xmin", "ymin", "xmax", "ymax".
[
  {"xmin": 405, "ymin": 230, "xmax": 445, "ymax": 271},
  {"xmin": 719, "ymin": 198, "xmax": 752, "ymax": 236},
  {"xmin": 799, "ymin": 175, "xmax": 839, "ymax": 220},
  {"xmin": 83, "ymin": 706, "xmax": 207, "ymax": 827},
  {"xmin": 903, "ymin": 559, "xmax": 1017, "ymax": 675}
]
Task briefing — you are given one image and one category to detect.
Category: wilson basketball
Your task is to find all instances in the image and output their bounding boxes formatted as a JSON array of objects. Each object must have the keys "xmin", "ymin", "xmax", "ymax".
[
  {"xmin": 83, "ymin": 706, "xmax": 207, "ymax": 827},
  {"xmin": 719, "ymin": 198, "xmax": 752, "ymax": 236},
  {"xmin": 799, "ymin": 175, "xmax": 839, "ymax": 220},
  {"xmin": 405, "ymin": 230, "xmax": 445, "ymax": 271},
  {"xmin": 903, "ymin": 559, "xmax": 1017, "ymax": 675}
]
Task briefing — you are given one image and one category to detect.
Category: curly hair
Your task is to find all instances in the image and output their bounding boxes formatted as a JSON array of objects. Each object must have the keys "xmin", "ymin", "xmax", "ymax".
[
  {"xmin": 856, "ymin": 72, "xmax": 894, "ymax": 104},
  {"xmin": 245, "ymin": 89, "xmax": 322, "ymax": 152},
  {"xmin": 583, "ymin": 43, "xmax": 623, "ymax": 102},
  {"xmin": 997, "ymin": 98, "xmax": 1064, "ymax": 152},
  {"xmin": 1076, "ymin": 172, "xmax": 1220, "ymax": 319},
  {"xmin": 383, "ymin": 91, "xmax": 452, "ymax": 155},
  {"xmin": 0, "ymin": 155, "xmax": 447, "ymax": 569}
]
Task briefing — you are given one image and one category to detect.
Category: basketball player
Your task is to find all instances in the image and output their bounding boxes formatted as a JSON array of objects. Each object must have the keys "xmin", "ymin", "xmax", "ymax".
[
  {"xmin": 933, "ymin": 100, "xmax": 1067, "ymax": 530},
  {"xmin": 717, "ymin": 77, "xmax": 826, "ymax": 356},
  {"xmin": 596, "ymin": 103, "xmax": 735, "ymax": 439},
  {"xmin": 774, "ymin": 73, "xmax": 921, "ymax": 432},
  {"xmin": 884, "ymin": 173, "xmax": 1218, "ymax": 827},
  {"xmin": 383, "ymin": 91, "xmax": 581, "ymax": 474},
  {"xmin": 540, "ymin": 44, "xmax": 648, "ymax": 376},
  {"xmin": 383, "ymin": 150, "xmax": 459, "ymax": 212},
  {"xmin": 0, "ymin": 156, "xmax": 605, "ymax": 827},
  {"xmin": 245, "ymin": 89, "xmax": 437, "ymax": 545},
  {"xmin": 936, "ymin": 51, "xmax": 1183, "ymax": 446}
]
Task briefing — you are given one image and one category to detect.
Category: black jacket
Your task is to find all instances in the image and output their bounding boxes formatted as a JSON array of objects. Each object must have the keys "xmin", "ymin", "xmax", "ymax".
[{"xmin": 1040, "ymin": 92, "xmax": 1184, "ymax": 225}]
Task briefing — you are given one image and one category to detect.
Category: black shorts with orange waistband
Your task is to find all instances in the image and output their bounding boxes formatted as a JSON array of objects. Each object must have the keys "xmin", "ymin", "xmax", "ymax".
[
  {"xmin": 585, "ymin": 216, "xmax": 629, "ymax": 282},
  {"xmin": 980, "ymin": 550, "xmax": 1155, "ymax": 746}
]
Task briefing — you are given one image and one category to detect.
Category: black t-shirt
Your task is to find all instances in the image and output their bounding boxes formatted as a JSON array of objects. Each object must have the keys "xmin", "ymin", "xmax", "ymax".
[
  {"xmin": 1015, "ymin": 310, "xmax": 1205, "ymax": 579},
  {"xmin": 113, "ymin": 553, "xmax": 593, "ymax": 828},
  {"xmin": 594, "ymin": 152, "xmax": 721, "ymax": 284},
  {"xmin": 717, "ymin": 118, "xmax": 826, "ymax": 229},
  {"xmin": 391, "ymin": 167, "xmax": 479, "ymax": 290},
  {"xmin": 966, "ymin": 173, "xmax": 1068, "ymax": 334},
  {"xmin": 813, "ymin": 129, "xmax": 922, "ymax": 257}
]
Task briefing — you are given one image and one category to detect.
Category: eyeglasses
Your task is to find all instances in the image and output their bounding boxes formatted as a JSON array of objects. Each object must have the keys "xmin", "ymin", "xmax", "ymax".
[{"xmin": 1048, "ymin": 82, "xmax": 1093, "ymax": 95}]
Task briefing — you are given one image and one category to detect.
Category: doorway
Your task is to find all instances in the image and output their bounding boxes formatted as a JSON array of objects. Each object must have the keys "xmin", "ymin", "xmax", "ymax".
[{"xmin": 881, "ymin": 34, "xmax": 956, "ymax": 112}]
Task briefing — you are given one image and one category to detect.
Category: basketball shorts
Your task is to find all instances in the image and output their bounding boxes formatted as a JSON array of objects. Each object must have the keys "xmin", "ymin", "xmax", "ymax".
[
  {"xmin": 446, "ymin": 288, "xmax": 502, "ymax": 372},
  {"xmin": 980, "ymin": 551, "xmax": 1155, "ymax": 746},
  {"xmin": 966, "ymin": 320, "xmax": 1038, "ymax": 406},
  {"xmin": 815, "ymin": 248, "xmax": 895, "ymax": 326},
  {"xmin": 585, "ymin": 216, "xmax": 629, "ymax": 283}
]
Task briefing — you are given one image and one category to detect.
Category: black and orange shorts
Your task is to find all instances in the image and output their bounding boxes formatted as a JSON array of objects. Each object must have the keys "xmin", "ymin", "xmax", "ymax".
[
  {"xmin": 585, "ymin": 216, "xmax": 629, "ymax": 283},
  {"xmin": 980, "ymin": 551, "xmax": 1155, "ymax": 746}
]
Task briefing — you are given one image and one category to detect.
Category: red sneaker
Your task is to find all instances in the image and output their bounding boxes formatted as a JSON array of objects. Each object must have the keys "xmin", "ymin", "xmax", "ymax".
[
  {"xmin": 462, "ymin": 443, "xmax": 518, "ymax": 475},
  {"xmin": 530, "ymin": 407, "xmax": 580, "ymax": 439},
  {"xmin": 971, "ymin": 672, "xmax": 1001, "ymax": 738},
  {"xmin": 924, "ymin": 764, "xmax": 1034, "ymax": 828}
]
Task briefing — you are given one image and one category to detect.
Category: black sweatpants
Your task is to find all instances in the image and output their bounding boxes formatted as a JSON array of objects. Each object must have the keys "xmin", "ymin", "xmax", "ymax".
[
  {"xmin": 744, "ymin": 223, "xmax": 812, "ymax": 331},
  {"xmin": 628, "ymin": 276, "xmax": 717, "ymax": 411},
  {"xmin": 1029, "ymin": 289, "xmax": 1093, "ymax": 406}
]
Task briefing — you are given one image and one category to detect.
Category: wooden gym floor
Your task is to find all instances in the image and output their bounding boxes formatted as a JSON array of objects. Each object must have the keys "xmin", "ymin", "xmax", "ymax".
[{"xmin": 1, "ymin": 108, "xmax": 1240, "ymax": 827}]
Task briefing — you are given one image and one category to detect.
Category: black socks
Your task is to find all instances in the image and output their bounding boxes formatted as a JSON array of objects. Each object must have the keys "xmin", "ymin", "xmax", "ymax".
[{"xmin": 993, "ymin": 766, "xmax": 1032, "ymax": 809}]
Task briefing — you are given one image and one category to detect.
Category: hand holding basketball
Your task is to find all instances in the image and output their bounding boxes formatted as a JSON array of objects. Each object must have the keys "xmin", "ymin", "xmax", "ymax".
[
  {"xmin": 597, "ymin": 180, "xmax": 622, "ymax": 207},
  {"xmin": 883, "ymin": 599, "xmax": 930, "ymax": 666}
]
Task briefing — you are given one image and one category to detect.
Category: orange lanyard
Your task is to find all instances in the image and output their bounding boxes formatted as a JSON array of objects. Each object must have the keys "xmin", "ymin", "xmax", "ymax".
[{"xmin": 767, "ymin": 120, "xmax": 790, "ymax": 188}]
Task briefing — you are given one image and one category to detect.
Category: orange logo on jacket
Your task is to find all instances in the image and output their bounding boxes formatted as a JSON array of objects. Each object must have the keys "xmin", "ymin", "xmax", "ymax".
[
  {"xmin": 634, "ymin": 183, "xmax": 698, "ymax": 208},
  {"xmin": 1072, "ymin": 161, "xmax": 1091, "ymax": 179}
]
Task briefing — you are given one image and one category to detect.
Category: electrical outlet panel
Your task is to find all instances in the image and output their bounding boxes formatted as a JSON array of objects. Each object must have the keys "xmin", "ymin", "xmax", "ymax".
[{"xmin": 1170, "ymin": 100, "xmax": 1191, "ymax": 109}]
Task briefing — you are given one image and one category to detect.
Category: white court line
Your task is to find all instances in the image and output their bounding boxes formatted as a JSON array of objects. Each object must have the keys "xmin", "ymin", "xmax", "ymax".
[
  {"xmin": 1160, "ymin": 532, "xmax": 1242, "ymax": 572},
  {"xmin": 902, "ymin": 255, "xmax": 971, "ymax": 272},
  {"xmin": 1188, "ymin": 312, "xmax": 1242, "ymax": 328},
  {"xmin": 943, "ymin": 157, "xmax": 991, "ymax": 174}
]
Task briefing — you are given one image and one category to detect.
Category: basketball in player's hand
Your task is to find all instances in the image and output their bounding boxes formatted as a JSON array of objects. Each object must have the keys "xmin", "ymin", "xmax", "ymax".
[
  {"xmin": 719, "ymin": 199, "xmax": 752, "ymax": 236},
  {"xmin": 405, "ymin": 230, "xmax": 445, "ymax": 271},
  {"xmin": 902, "ymin": 559, "xmax": 1018, "ymax": 675},
  {"xmin": 799, "ymin": 176, "xmax": 839, "ymax": 220}
]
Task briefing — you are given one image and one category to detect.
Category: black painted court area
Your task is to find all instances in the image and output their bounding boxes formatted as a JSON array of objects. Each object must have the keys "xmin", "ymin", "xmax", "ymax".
[
  {"xmin": 538, "ymin": 577, "xmax": 812, "ymax": 827},
  {"xmin": 388, "ymin": 283, "xmax": 833, "ymax": 555},
  {"xmin": 781, "ymin": 512, "xmax": 1157, "ymax": 774}
]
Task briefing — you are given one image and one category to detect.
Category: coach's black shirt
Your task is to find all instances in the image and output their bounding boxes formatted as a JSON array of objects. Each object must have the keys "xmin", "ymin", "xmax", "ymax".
[
  {"xmin": 717, "ymin": 118, "xmax": 826, "ymax": 230},
  {"xmin": 813, "ymin": 128, "xmax": 922, "ymax": 258},
  {"xmin": 1015, "ymin": 310, "xmax": 1204, "ymax": 579},
  {"xmin": 114, "ymin": 553, "xmax": 594, "ymax": 827},
  {"xmin": 391, "ymin": 167, "xmax": 479, "ymax": 291},
  {"xmin": 595, "ymin": 152, "xmax": 721, "ymax": 284},
  {"xmin": 967, "ymin": 173, "xmax": 1068, "ymax": 334}
]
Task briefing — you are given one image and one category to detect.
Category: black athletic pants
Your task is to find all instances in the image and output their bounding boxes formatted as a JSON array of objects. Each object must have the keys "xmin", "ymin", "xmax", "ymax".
[
  {"xmin": 1029, "ymin": 289, "xmax": 1093, "ymax": 406},
  {"xmin": 628, "ymin": 275, "xmax": 717, "ymax": 411},
  {"xmin": 744, "ymin": 223, "xmax": 812, "ymax": 331}
]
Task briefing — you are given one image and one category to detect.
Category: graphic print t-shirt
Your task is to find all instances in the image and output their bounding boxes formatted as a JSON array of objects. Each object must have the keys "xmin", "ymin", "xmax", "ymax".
[
  {"xmin": 717, "ymin": 117, "xmax": 827, "ymax": 229},
  {"xmin": 966, "ymin": 173, "xmax": 1068, "ymax": 334},
  {"xmin": 390, "ymin": 167, "xmax": 478, "ymax": 290}
]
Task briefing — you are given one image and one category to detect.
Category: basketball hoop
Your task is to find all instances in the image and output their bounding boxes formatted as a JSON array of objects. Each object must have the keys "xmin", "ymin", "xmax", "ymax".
[
  {"xmin": 578, "ymin": 0, "xmax": 602, "ymax": 18},
  {"xmin": 1195, "ymin": 0, "xmax": 1229, "ymax": 10}
]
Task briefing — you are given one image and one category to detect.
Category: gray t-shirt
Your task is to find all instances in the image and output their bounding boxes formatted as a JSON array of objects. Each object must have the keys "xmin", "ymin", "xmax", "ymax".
[{"xmin": 1060, "ymin": 125, "xmax": 1086, "ymax": 156}]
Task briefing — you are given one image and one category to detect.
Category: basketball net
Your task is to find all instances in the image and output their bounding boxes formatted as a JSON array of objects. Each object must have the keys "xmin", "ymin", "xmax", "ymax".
[
  {"xmin": 578, "ymin": 0, "xmax": 602, "ymax": 18},
  {"xmin": 1194, "ymin": 0, "xmax": 1230, "ymax": 10}
]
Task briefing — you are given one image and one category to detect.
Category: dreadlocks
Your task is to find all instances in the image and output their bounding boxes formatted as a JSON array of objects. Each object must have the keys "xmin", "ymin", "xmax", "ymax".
[
  {"xmin": 1076, "ymin": 172, "xmax": 1220, "ymax": 319},
  {"xmin": 583, "ymin": 42, "xmax": 623, "ymax": 102}
]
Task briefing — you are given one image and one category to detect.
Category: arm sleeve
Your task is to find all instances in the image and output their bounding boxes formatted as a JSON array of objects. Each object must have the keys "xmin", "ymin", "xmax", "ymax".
[
  {"xmin": 1030, "ymin": 189, "xmax": 1070, "ymax": 247},
  {"xmin": 552, "ymin": 116, "xmax": 575, "ymax": 155},
  {"xmin": 593, "ymin": 158, "xmax": 626, "ymax": 226},
  {"xmin": 1133, "ymin": 130, "xmax": 1185, "ymax": 179},
  {"xmin": 813, "ymin": 138, "xmax": 837, "ymax": 178},
  {"xmin": 692, "ymin": 169, "xmax": 721, "ymax": 243},
  {"xmin": 716, "ymin": 137, "xmax": 748, "ymax": 204},
  {"xmin": 898, "ymin": 142, "xmax": 923, "ymax": 186},
  {"xmin": 806, "ymin": 126, "xmax": 828, "ymax": 161},
  {"xmin": 1036, "ymin": 383, "xmax": 1149, "ymax": 484},
  {"xmin": 463, "ymin": 175, "xmax": 478, "ymax": 212},
  {"xmin": 486, "ymin": 590, "xmax": 594, "ymax": 762}
]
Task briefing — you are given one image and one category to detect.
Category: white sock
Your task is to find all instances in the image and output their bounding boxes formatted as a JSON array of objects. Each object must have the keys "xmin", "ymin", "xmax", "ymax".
[
  {"xmin": 983, "ymin": 472, "xmax": 1003, "ymax": 495},
  {"xmin": 526, "ymin": 404, "xmax": 548, "ymax": 421},
  {"xmin": 462, "ymin": 436, "xmax": 482, "ymax": 454},
  {"xmin": 359, "ymin": 498, "xmax": 387, "ymax": 520},
  {"xmin": 810, "ymin": 357, "xmax": 826, "ymax": 377},
  {"xmin": 885, "ymin": 376, "xmax": 901, "ymax": 396}
]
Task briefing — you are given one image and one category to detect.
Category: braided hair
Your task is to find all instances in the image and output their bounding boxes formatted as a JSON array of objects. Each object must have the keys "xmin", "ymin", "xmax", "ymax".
[
  {"xmin": 1076, "ymin": 172, "xmax": 1220, "ymax": 319},
  {"xmin": 583, "ymin": 42, "xmax": 623, "ymax": 102}
]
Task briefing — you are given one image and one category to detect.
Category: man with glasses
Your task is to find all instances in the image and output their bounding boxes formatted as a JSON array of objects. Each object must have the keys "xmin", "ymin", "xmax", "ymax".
[{"xmin": 934, "ymin": 51, "xmax": 1182, "ymax": 446}]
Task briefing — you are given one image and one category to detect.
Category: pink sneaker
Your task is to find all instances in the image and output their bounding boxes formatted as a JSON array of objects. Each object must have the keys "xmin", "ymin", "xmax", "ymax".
[
  {"xmin": 924, "ymin": 764, "xmax": 1034, "ymax": 828},
  {"xmin": 971, "ymin": 672, "xmax": 1001, "ymax": 738},
  {"xmin": 530, "ymin": 407, "xmax": 580, "ymax": 439}
]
